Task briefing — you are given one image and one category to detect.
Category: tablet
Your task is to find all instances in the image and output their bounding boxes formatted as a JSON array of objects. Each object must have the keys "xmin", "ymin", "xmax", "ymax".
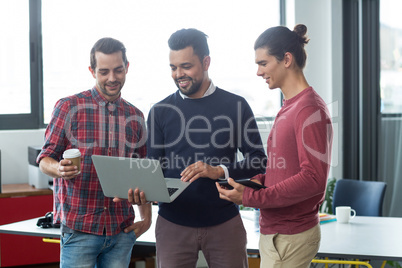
[{"xmin": 218, "ymin": 178, "xmax": 266, "ymax": 190}]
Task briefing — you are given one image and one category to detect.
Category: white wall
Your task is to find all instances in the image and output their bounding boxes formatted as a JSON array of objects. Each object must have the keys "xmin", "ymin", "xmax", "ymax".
[
  {"xmin": 0, "ymin": 129, "xmax": 46, "ymax": 185},
  {"xmin": 288, "ymin": 0, "xmax": 344, "ymax": 180}
]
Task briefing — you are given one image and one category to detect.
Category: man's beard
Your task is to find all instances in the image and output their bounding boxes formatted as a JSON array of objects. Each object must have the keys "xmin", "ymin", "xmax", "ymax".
[
  {"xmin": 99, "ymin": 82, "xmax": 122, "ymax": 97},
  {"xmin": 176, "ymin": 78, "xmax": 202, "ymax": 97}
]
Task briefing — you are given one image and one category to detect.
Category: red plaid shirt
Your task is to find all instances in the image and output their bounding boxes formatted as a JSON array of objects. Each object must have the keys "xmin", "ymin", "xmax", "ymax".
[{"xmin": 37, "ymin": 87, "xmax": 147, "ymax": 236}]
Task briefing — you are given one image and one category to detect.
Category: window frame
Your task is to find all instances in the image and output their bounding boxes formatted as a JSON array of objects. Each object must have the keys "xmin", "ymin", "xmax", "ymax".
[
  {"xmin": 1, "ymin": 0, "xmax": 282, "ymax": 130},
  {"xmin": 379, "ymin": 0, "xmax": 402, "ymax": 117},
  {"xmin": 0, "ymin": 0, "xmax": 44, "ymax": 130},
  {"xmin": 342, "ymin": 0, "xmax": 380, "ymax": 180}
]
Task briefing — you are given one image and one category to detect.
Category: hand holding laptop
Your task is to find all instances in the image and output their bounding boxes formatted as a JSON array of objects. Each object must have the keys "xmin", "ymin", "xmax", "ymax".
[
  {"xmin": 113, "ymin": 188, "xmax": 152, "ymax": 238},
  {"xmin": 127, "ymin": 188, "xmax": 151, "ymax": 205},
  {"xmin": 92, "ymin": 155, "xmax": 190, "ymax": 203},
  {"xmin": 113, "ymin": 188, "xmax": 149, "ymax": 205}
]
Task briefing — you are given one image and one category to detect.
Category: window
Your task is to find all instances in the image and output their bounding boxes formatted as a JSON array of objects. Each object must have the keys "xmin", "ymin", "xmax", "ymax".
[
  {"xmin": 41, "ymin": 0, "xmax": 281, "ymax": 124},
  {"xmin": 0, "ymin": 1, "xmax": 30, "ymax": 115},
  {"xmin": 380, "ymin": 0, "xmax": 402, "ymax": 114}
]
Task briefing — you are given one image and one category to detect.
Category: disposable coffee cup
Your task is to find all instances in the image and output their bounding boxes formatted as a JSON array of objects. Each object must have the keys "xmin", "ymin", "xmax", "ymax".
[{"xmin": 63, "ymin": 149, "xmax": 81, "ymax": 172}]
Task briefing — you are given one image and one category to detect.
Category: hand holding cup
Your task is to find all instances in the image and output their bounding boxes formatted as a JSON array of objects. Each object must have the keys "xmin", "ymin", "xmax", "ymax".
[{"xmin": 61, "ymin": 149, "xmax": 81, "ymax": 179}]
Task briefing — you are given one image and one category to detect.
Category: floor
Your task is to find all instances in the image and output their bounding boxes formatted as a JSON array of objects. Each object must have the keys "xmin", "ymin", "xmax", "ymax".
[{"xmin": 9, "ymin": 253, "xmax": 262, "ymax": 268}]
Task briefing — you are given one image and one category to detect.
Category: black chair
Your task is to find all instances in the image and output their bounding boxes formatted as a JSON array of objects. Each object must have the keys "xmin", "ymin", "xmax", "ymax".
[{"xmin": 332, "ymin": 179, "xmax": 387, "ymax": 217}]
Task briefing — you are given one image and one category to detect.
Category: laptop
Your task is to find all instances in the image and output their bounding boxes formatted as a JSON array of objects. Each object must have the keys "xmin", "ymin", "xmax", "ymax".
[{"xmin": 92, "ymin": 155, "xmax": 190, "ymax": 203}]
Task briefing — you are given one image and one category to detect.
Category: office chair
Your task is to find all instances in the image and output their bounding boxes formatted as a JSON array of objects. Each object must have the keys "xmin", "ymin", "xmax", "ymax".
[{"xmin": 332, "ymin": 179, "xmax": 387, "ymax": 217}]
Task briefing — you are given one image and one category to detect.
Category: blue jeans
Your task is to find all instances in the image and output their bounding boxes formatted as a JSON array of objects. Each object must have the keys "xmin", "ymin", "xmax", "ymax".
[{"xmin": 60, "ymin": 230, "xmax": 136, "ymax": 268}]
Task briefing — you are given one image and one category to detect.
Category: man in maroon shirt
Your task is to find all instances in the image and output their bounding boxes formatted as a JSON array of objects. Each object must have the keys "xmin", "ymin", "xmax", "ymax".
[{"xmin": 217, "ymin": 25, "xmax": 333, "ymax": 268}]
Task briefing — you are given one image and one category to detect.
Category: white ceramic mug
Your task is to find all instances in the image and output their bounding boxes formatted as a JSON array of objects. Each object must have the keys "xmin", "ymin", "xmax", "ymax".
[{"xmin": 336, "ymin": 206, "xmax": 356, "ymax": 223}]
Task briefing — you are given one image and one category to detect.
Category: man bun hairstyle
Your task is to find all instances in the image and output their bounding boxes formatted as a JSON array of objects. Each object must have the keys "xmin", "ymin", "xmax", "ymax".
[
  {"xmin": 254, "ymin": 24, "xmax": 309, "ymax": 69},
  {"xmin": 293, "ymin": 24, "xmax": 309, "ymax": 47}
]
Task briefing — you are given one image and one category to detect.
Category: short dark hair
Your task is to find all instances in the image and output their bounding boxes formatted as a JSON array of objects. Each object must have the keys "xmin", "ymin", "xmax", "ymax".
[
  {"xmin": 254, "ymin": 24, "xmax": 309, "ymax": 69},
  {"xmin": 90, "ymin": 37, "xmax": 128, "ymax": 70},
  {"xmin": 168, "ymin": 28, "xmax": 209, "ymax": 62}
]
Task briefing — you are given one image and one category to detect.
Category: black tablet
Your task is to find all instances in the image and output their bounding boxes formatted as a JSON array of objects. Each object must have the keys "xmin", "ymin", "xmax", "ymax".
[{"xmin": 218, "ymin": 178, "xmax": 266, "ymax": 190}]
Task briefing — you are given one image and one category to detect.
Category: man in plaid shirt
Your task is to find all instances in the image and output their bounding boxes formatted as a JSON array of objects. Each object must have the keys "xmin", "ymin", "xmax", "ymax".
[{"xmin": 37, "ymin": 37, "xmax": 151, "ymax": 268}]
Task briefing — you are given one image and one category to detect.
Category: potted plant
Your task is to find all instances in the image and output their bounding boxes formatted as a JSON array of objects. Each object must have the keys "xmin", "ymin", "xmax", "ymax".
[{"xmin": 320, "ymin": 177, "xmax": 337, "ymax": 214}]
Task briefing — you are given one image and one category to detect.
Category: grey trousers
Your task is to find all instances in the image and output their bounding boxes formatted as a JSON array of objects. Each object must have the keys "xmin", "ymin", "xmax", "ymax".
[{"xmin": 155, "ymin": 214, "xmax": 248, "ymax": 268}]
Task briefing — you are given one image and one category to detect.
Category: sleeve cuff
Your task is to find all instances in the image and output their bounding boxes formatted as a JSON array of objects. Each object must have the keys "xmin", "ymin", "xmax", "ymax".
[{"xmin": 219, "ymin": 165, "xmax": 229, "ymax": 179}]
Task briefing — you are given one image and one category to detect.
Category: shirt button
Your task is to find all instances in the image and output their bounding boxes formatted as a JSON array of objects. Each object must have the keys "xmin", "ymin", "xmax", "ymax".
[{"xmin": 104, "ymin": 207, "xmax": 107, "ymax": 210}]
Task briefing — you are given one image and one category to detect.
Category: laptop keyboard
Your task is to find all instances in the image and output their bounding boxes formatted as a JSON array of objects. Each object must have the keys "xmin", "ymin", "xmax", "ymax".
[{"xmin": 168, "ymin": 187, "xmax": 179, "ymax": 196}]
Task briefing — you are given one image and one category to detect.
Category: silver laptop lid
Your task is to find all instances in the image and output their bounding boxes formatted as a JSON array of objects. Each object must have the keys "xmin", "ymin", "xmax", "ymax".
[{"xmin": 92, "ymin": 155, "xmax": 189, "ymax": 202}]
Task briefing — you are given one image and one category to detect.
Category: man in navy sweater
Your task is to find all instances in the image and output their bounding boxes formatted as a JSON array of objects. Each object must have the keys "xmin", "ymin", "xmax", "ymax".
[{"xmin": 130, "ymin": 28, "xmax": 266, "ymax": 268}]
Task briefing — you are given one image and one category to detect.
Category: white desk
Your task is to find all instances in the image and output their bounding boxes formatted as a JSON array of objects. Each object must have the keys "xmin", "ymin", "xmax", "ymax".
[
  {"xmin": 241, "ymin": 215, "xmax": 402, "ymax": 262},
  {"xmin": 317, "ymin": 216, "xmax": 402, "ymax": 261},
  {"xmin": 1, "ymin": 211, "xmax": 402, "ymax": 262},
  {"xmin": 0, "ymin": 217, "xmax": 60, "ymax": 238}
]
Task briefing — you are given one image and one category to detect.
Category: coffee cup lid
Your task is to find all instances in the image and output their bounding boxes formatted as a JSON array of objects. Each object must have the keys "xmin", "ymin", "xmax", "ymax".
[{"xmin": 63, "ymin": 149, "xmax": 81, "ymax": 159}]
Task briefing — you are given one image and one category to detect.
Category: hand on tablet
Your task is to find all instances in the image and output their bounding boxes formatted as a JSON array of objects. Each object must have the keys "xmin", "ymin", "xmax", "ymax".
[
  {"xmin": 217, "ymin": 178, "xmax": 266, "ymax": 190},
  {"xmin": 216, "ymin": 178, "xmax": 245, "ymax": 205}
]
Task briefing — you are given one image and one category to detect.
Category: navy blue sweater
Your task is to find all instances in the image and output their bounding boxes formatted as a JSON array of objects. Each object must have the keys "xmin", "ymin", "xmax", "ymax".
[{"xmin": 147, "ymin": 88, "xmax": 266, "ymax": 227}]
